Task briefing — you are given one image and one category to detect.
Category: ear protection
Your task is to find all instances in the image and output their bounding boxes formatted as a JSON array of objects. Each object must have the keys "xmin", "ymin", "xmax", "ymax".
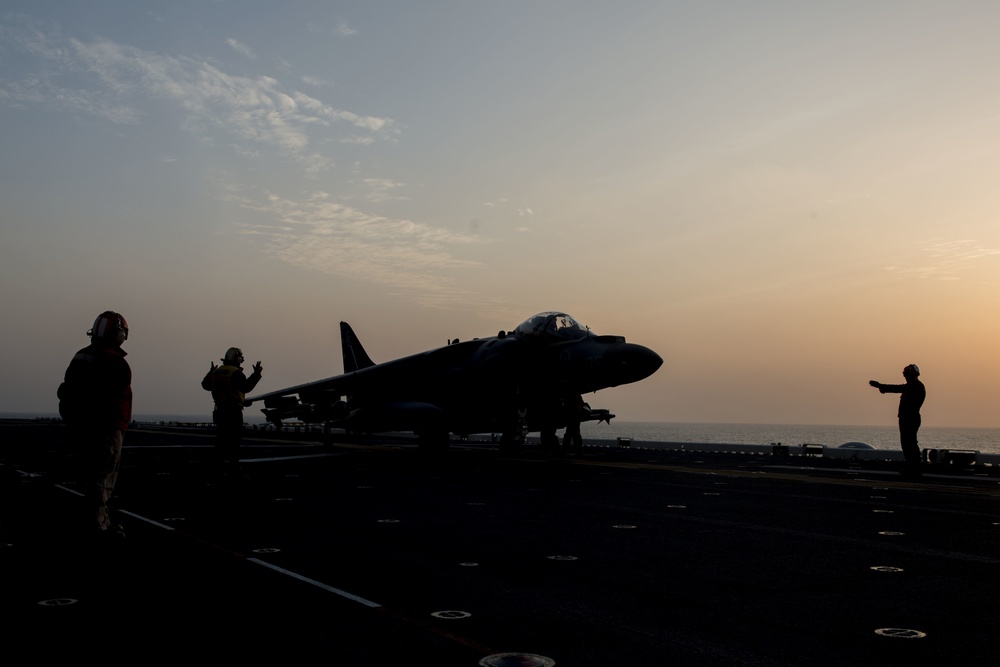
[{"xmin": 88, "ymin": 311, "xmax": 129, "ymax": 344}]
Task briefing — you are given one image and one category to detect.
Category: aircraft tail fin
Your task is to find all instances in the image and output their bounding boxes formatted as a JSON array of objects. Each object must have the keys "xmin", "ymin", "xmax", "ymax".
[{"xmin": 341, "ymin": 321, "xmax": 376, "ymax": 372}]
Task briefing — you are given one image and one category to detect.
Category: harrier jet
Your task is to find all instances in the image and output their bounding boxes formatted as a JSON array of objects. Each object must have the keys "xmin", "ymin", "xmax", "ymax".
[{"xmin": 248, "ymin": 311, "xmax": 662, "ymax": 451}]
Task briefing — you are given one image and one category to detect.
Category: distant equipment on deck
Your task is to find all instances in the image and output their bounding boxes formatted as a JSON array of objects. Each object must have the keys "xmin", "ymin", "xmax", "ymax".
[
  {"xmin": 838, "ymin": 442, "xmax": 875, "ymax": 450},
  {"xmin": 923, "ymin": 448, "xmax": 978, "ymax": 466}
]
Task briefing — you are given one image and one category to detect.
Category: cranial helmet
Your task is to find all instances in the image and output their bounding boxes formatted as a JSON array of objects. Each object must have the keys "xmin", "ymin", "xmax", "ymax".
[
  {"xmin": 88, "ymin": 311, "xmax": 128, "ymax": 344},
  {"xmin": 904, "ymin": 364, "xmax": 920, "ymax": 377},
  {"xmin": 223, "ymin": 347, "xmax": 244, "ymax": 364}
]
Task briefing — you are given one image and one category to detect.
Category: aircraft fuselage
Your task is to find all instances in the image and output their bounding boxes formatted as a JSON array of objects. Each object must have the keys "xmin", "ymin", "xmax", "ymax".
[{"xmin": 252, "ymin": 312, "xmax": 663, "ymax": 444}]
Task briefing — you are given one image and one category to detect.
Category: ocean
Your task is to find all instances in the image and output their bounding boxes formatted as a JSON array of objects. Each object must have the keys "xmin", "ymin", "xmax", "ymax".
[
  {"xmin": 580, "ymin": 421, "xmax": 1000, "ymax": 455},
  {"xmin": 8, "ymin": 413, "xmax": 999, "ymax": 456}
]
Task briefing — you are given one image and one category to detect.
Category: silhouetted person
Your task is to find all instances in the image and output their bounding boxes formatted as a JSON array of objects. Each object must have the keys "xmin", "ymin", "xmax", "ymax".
[
  {"xmin": 562, "ymin": 394, "xmax": 586, "ymax": 454},
  {"xmin": 870, "ymin": 364, "xmax": 925, "ymax": 477},
  {"xmin": 202, "ymin": 347, "xmax": 262, "ymax": 474},
  {"xmin": 537, "ymin": 398, "xmax": 561, "ymax": 453},
  {"xmin": 57, "ymin": 311, "xmax": 132, "ymax": 537}
]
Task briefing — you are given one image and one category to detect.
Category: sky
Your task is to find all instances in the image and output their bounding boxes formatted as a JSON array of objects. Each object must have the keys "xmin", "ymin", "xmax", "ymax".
[{"xmin": 3, "ymin": 1, "xmax": 1000, "ymax": 428}]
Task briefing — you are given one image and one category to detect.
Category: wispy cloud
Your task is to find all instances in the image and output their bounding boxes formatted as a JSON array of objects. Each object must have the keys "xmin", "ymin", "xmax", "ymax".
[
  {"xmin": 0, "ymin": 15, "xmax": 398, "ymax": 174},
  {"xmin": 301, "ymin": 74, "xmax": 335, "ymax": 89},
  {"xmin": 223, "ymin": 184, "xmax": 494, "ymax": 307},
  {"xmin": 351, "ymin": 177, "xmax": 408, "ymax": 203},
  {"xmin": 334, "ymin": 19, "xmax": 358, "ymax": 37},
  {"xmin": 225, "ymin": 38, "xmax": 256, "ymax": 60},
  {"xmin": 910, "ymin": 238, "xmax": 1000, "ymax": 281},
  {"xmin": 0, "ymin": 15, "xmax": 504, "ymax": 310}
]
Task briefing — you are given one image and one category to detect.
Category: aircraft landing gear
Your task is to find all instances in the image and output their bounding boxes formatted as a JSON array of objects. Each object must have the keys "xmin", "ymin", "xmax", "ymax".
[
  {"xmin": 417, "ymin": 428, "xmax": 450, "ymax": 455},
  {"xmin": 499, "ymin": 431, "xmax": 523, "ymax": 455}
]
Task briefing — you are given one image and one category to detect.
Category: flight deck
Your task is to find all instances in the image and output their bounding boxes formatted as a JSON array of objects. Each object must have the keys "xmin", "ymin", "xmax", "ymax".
[{"xmin": 2, "ymin": 420, "xmax": 998, "ymax": 666}]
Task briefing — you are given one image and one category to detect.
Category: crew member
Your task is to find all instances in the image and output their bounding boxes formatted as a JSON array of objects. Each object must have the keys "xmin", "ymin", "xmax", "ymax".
[
  {"xmin": 202, "ymin": 347, "xmax": 262, "ymax": 473},
  {"xmin": 58, "ymin": 311, "xmax": 132, "ymax": 537},
  {"xmin": 869, "ymin": 364, "xmax": 926, "ymax": 476},
  {"xmin": 562, "ymin": 394, "xmax": 586, "ymax": 454}
]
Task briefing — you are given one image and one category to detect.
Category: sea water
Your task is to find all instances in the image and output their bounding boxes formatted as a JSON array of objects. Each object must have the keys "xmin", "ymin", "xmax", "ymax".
[{"xmin": 580, "ymin": 421, "xmax": 1000, "ymax": 455}]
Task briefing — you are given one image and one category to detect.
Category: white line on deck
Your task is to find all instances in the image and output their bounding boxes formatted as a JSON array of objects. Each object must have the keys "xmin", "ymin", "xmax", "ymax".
[{"xmin": 247, "ymin": 558, "xmax": 382, "ymax": 608}]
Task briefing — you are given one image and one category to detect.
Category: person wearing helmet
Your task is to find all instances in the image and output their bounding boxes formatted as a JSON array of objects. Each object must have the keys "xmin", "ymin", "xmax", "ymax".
[
  {"xmin": 869, "ymin": 364, "xmax": 926, "ymax": 477},
  {"xmin": 57, "ymin": 311, "xmax": 132, "ymax": 537},
  {"xmin": 201, "ymin": 347, "xmax": 263, "ymax": 474}
]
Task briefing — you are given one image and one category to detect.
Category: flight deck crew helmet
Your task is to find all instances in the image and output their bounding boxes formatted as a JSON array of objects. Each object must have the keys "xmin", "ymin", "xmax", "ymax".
[
  {"xmin": 88, "ymin": 311, "xmax": 128, "ymax": 345},
  {"xmin": 904, "ymin": 364, "xmax": 920, "ymax": 377},
  {"xmin": 222, "ymin": 347, "xmax": 244, "ymax": 365}
]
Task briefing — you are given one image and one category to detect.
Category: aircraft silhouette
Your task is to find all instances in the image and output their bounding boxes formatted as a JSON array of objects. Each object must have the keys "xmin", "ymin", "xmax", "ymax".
[{"xmin": 248, "ymin": 311, "xmax": 662, "ymax": 451}]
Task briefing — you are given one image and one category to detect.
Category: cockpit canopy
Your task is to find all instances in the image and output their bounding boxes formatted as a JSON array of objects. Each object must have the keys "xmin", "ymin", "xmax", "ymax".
[{"xmin": 514, "ymin": 312, "xmax": 591, "ymax": 342}]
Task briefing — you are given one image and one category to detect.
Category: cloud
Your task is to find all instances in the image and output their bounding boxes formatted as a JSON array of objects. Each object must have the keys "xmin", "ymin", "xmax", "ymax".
[
  {"xmin": 301, "ymin": 74, "xmax": 335, "ymax": 88},
  {"xmin": 0, "ymin": 16, "xmax": 398, "ymax": 174},
  {"xmin": 352, "ymin": 177, "xmax": 408, "ymax": 203},
  {"xmin": 911, "ymin": 238, "xmax": 1000, "ymax": 281},
  {"xmin": 885, "ymin": 238, "xmax": 1000, "ymax": 281},
  {"xmin": 0, "ymin": 16, "xmax": 506, "ymax": 311},
  {"xmin": 225, "ymin": 38, "xmax": 256, "ymax": 60},
  {"xmin": 334, "ymin": 19, "xmax": 358, "ymax": 37},
  {"xmin": 223, "ymin": 184, "xmax": 494, "ymax": 307}
]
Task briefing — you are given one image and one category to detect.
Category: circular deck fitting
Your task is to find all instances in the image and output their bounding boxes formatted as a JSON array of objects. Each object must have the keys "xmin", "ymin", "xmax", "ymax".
[
  {"xmin": 377, "ymin": 519, "xmax": 400, "ymax": 523},
  {"xmin": 667, "ymin": 505, "xmax": 687, "ymax": 509},
  {"xmin": 274, "ymin": 497, "xmax": 294, "ymax": 502},
  {"xmin": 871, "ymin": 496, "xmax": 887, "ymax": 499},
  {"xmin": 872, "ymin": 509, "xmax": 894, "ymax": 514},
  {"xmin": 547, "ymin": 555, "xmax": 578, "ymax": 561},
  {"xmin": 870, "ymin": 566, "xmax": 904, "ymax": 573},
  {"xmin": 356, "ymin": 485, "xmax": 373, "ymax": 489},
  {"xmin": 612, "ymin": 524, "xmax": 637, "ymax": 529},
  {"xmin": 878, "ymin": 531, "xmax": 906, "ymax": 536},
  {"xmin": 480, "ymin": 653, "xmax": 556, "ymax": 667},
  {"xmin": 38, "ymin": 598, "xmax": 78, "ymax": 607},
  {"xmin": 459, "ymin": 562, "xmax": 479, "ymax": 567},
  {"xmin": 163, "ymin": 517, "xmax": 186, "ymax": 522},
  {"xmin": 703, "ymin": 492, "xmax": 720, "ymax": 496},
  {"xmin": 431, "ymin": 610, "xmax": 471, "ymax": 619},
  {"xmin": 875, "ymin": 628, "xmax": 926, "ymax": 639},
  {"xmin": 253, "ymin": 547, "xmax": 281, "ymax": 554}
]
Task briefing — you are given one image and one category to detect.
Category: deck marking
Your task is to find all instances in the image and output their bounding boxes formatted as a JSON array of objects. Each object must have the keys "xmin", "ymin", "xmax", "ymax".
[
  {"xmin": 247, "ymin": 558, "xmax": 381, "ymax": 608},
  {"xmin": 875, "ymin": 627, "xmax": 926, "ymax": 639},
  {"xmin": 119, "ymin": 510, "xmax": 176, "ymax": 531}
]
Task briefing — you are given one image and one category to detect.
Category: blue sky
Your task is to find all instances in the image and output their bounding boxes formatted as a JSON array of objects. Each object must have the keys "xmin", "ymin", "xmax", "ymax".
[{"xmin": 3, "ymin": 2, "xmax": 1000, "ymax": 426}]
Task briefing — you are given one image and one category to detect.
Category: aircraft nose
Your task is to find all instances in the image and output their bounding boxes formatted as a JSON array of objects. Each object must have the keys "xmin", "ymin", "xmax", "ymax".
[{"xmin": 606, "ymin": 343, "xmax": 663, "ymax": 385}]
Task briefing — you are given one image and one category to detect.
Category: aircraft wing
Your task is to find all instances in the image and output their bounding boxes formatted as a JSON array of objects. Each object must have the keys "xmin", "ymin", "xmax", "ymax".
[
  {"xmin": 247, "ymin": 371, "xmax": 352, "ymax": 425},
  {"xmin": 246, "ymin": 349, "xmax": 437, "ymax": 427}
]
